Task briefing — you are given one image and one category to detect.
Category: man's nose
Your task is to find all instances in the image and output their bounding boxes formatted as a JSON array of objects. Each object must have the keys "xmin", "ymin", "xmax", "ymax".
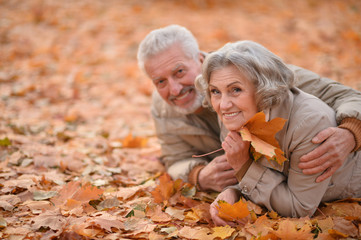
[{"xmin": 168, "ymin": 78, "xmax": 182, "ymax": 96}]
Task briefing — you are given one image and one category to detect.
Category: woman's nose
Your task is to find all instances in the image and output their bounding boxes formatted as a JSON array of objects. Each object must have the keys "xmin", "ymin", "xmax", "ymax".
[{"xmin": 220, "ymin": 95, "xmax": 232, "ymax": 110}]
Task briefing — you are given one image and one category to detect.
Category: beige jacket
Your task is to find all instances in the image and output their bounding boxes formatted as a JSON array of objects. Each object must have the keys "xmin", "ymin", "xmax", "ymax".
[
  {"xmin": 220, "ymin": 88, "xmax": 361, "ymax": 217},
  {"xmin": 151, "ymin": 65, "xmax": 361, "ymax": 182}
]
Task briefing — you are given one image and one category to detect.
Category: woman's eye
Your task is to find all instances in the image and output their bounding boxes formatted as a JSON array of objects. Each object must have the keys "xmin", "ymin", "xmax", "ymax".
[
  {"xmin": 232, "ymin": 87, "xmax": 242, "ymax": 93},
  {"xmin": 210, "ymin": 89, "xmax": 219, "ymax": 95}
]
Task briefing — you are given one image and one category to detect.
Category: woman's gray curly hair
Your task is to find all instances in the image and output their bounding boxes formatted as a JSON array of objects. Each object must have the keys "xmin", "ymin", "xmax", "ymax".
[{"xmin": 195, "ymin": 40, "xmax": 295, "ymax": 111}]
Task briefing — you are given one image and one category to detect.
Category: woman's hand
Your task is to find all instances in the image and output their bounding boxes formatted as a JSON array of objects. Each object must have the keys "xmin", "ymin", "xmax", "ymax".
[
  {"xmin": 222, "ymin": 131, "xmax": 250, "ymax": 172},
  {"xmin": 210, "ymin": 188, "xmax": 246, "ymax": 227}
]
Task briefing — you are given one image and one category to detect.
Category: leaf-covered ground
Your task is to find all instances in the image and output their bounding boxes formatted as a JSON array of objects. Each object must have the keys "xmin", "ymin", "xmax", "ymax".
[{"xmin": 1, "ymin": 0, "xmax": 360, "ymax": 239}]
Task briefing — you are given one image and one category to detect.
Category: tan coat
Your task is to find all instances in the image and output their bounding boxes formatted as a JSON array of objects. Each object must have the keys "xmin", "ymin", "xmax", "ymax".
[
  {"xmin": 151, "ymin": 65, "xmax": 361, "ymax": 182},
  {"xmin": 220, "ymin": 88, "xmax": 361, "ymax": 217}
]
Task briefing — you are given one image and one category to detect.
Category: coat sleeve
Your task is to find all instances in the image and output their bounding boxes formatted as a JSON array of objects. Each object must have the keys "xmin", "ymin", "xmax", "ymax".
[
  {"xmin": 154, "ymin": 130, "xmax": 209, "ymax": 182},
  {"xmin": 237, "ymin": 111, "xmax": 336, "ymax": 217},
  {"xmin": 291, "ymin": 65, "xmax": 361, "ymax": 123}
]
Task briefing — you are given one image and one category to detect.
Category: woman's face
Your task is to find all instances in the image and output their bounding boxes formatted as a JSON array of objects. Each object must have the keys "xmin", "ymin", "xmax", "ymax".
[{"xmin": 209, "ymin": 64, "xmax": 258, "ymax": 131}]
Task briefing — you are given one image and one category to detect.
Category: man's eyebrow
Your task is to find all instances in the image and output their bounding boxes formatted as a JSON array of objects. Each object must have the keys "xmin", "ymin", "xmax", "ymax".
[
  {"xmin": 172, "ymin": 63, "xmax": 184, "ymax": 72},
  {"xmin": 152, "ymin": 76, "xmax": 163, "ymax": 82}
]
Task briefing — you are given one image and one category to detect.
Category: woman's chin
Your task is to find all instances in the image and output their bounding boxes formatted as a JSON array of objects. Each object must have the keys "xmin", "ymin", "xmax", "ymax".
[{"xmin": 225, "ymin": 124, "xmax": 242, "ymax": 132}]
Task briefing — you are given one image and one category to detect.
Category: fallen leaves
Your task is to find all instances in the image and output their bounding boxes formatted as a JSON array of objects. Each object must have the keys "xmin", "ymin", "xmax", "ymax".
[{"xmin": 0, "ymin": 0, "xmax": 360, "ymax": 239}]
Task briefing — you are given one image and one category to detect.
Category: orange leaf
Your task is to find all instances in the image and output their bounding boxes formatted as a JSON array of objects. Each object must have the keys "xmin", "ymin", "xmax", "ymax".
[
  {"xmin": 216, "ymin": 199, "xmax": 250, "ymax": 222},
  {"xmin": 121, "ymin": 133, "xmax": 148, "ymax": 148},
  {"xmin": 50, "ymin": 181, "xmax": 103, "ymax": 207},
  {"xmin": 240, "ymin": 111, "xmax": 287, "ymax": 165},
  {"xmin": 150, "ymin": 173, "xmax": 175, "ymax": 204}
]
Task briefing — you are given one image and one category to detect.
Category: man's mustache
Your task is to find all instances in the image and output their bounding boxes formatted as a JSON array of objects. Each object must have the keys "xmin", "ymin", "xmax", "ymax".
[{"xmin": 168, "ymin": 86, "xmax": 195, "ymax": 101}]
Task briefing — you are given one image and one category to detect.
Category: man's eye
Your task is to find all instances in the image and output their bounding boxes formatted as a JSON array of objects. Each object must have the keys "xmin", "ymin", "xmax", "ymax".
[
  {"xmin": 156, "ymin": 79, "xmax": 167, "ymax": 88},
  {"xmin": 175, "ymin": 69, "xmax": 185, "ymax": 77}
]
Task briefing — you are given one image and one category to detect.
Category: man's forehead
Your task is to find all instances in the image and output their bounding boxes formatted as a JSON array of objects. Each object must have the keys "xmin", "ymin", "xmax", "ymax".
[
  {"xmin": 149, "ymin": 63, "xmax": 185, "ymax": 81},
  {"xmin": 146, "ymin": 52, "xmax": 187, "ymax": 76}
]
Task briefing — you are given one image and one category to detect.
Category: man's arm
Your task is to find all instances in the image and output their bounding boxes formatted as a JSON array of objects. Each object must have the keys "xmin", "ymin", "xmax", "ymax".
[
  {"xmin": 292, "ymin": 65, "xmax": 361, "ymax": 181},
  {"xmin": 151, "ymin": 92, "xmax": 237, "ymax": 191}
]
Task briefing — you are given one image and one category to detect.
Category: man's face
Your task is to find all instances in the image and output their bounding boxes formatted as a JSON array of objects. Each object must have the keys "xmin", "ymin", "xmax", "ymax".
[{"xmin": 144, "ymin": 44, "xmax": 204, "ymax": 113}]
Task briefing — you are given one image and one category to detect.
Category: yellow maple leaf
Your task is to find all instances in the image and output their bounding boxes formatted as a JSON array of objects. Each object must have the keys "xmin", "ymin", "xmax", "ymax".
[
  {"xmin": 270, "ymin": 219, "xmax": 314, "ymax": 240},
  {"xmin": 211, "ymin": 225, "xmax": 235, "ymax": 239},
  {"xmin": 240, "ymin": 111, "xmax": 287, "ymax": 165},
  {"xmin": 216, "ymin": 199, "xmax": 250, "ymax": 222}
]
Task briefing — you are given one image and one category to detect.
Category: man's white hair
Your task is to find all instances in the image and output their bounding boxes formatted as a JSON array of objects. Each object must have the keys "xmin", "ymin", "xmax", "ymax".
[{"xmin": 137, "ymin": 25, "xmax": 200, "ymax": 73}]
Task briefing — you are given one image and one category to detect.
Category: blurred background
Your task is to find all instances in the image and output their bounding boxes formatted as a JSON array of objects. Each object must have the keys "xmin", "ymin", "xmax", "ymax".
[{"xmin": 1, "ymin": 0, "xmax": 360, "ymax": 138}]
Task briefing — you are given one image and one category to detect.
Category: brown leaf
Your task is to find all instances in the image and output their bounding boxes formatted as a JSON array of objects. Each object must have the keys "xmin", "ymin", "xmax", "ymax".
[
  {"xmin": 88, "ymin": 212, "xmax": 124, "ymax": 232},
  {"xmin": 150, "ymin": 173, "xmax": 175, "ymax": 205},
  {"xmin": 178, "ymin": 226, "xmax": 211, "ymax": 240},
  {"xmin": 32, "ymin": 210, "xmax": 67, "ymax": 231},
  {"xmin": 146, "ymin": 204, "xmax": 172, "ymax": 222},
  {"xmin": 332, "ymin": 217, "xmax": 358, "ymax": 238}
]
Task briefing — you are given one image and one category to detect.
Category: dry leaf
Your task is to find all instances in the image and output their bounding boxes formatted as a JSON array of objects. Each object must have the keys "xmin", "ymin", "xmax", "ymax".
[
  {"xmin": 150, "ymin": 173, "xmax": 175, "ymax": 205},
  {"xmin": 240, "ymin": 111, "xmax": 287, "ymax": 165},
  {"xmin": 216, "ymin": 199, "xmax": 250, "ymax": 222},
  {"xmin": 120, "ymin": 133, "xmax": 148, "ymax": 148},
  {"xmin": 269, "ymin": 219, "xmax": 314, "ymax": 240},
  {"xmin": 178, "ymin": 226, "xmax": 211, "ymax": 240},
  {"xmin": 211, "ymin": 225, "xmax": 235, "ymax": 239}
]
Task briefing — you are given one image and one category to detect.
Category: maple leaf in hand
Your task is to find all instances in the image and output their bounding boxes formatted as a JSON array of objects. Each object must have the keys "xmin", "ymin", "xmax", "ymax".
[{"xmin": 240, "ymin": 111, "xmax": 287, "ymax": 165}]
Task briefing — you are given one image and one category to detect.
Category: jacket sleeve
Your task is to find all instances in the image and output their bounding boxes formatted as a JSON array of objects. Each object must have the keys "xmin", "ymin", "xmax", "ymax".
[
  {"xmin": 291, "ymin": 65, "xmax": 361, "ymax": 123},
  {"xmin": 154, "ymin": 128, "xmax": 209, "ymax": 182},
  {"xmin": 237, "ymin": 112, "xmax": 335, "ymax": 218}
]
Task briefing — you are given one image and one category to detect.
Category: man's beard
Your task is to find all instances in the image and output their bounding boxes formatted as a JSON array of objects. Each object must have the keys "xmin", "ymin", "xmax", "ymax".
[{"xmin": 170, "ymin": 87, "xmax": 204, "ymax": 115}]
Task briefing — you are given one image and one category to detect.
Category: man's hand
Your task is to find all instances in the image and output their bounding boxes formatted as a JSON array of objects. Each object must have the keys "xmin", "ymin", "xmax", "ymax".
[
  {"xmin": 198, "ymin": 155, "xmax": 238, "ymax": 192},
  {"xmin": 299, "ymin": 127, "xmax": 355, "ymax": 182}
]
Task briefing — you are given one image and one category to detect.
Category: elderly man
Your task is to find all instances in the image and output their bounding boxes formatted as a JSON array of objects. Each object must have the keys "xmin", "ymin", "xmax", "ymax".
[{"xmin": 137, "ymin": 24, "xmax": 361, "ymax": 192}]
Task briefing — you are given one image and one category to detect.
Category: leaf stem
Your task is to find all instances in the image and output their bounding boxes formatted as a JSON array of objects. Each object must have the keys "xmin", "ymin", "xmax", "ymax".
[{"xmin": 192, "ymin": 147, "xmax": 224, "ymax": 158}]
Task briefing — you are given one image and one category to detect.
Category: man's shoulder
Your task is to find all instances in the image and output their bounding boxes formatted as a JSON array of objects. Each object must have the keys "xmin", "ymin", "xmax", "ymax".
[{"xmin": 290, "ymin": 88, "xmax": 335, "ymax": 121}]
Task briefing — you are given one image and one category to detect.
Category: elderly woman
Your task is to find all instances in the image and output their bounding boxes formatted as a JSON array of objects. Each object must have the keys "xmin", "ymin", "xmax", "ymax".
[{"xmin": 195, "ymin": 40, "xmax": 361, "ymax": 224}]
